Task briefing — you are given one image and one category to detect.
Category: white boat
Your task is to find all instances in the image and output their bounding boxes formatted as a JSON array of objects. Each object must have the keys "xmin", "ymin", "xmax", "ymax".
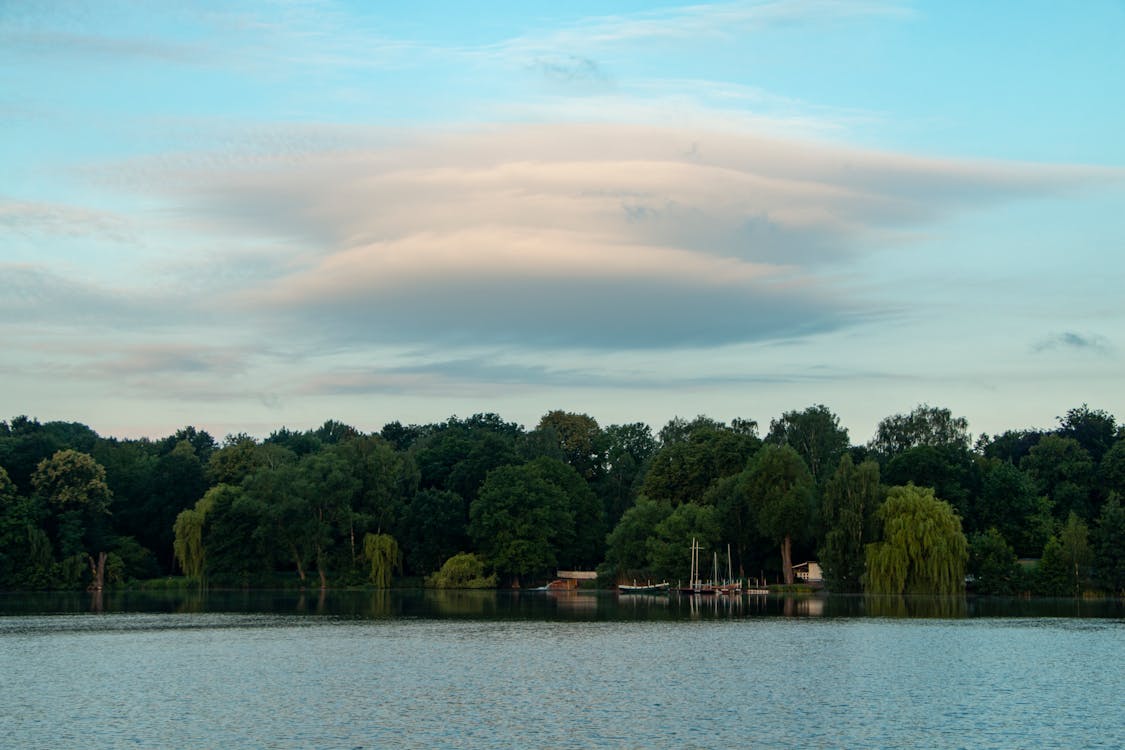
[{"xmin": 618, "ymin": 581, "xmax": 670, "ymax": 593}]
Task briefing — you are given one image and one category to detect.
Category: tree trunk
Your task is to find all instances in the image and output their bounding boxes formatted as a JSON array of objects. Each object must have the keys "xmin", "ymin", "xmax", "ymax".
[
  {"xmin": 350, "ymin": 521, "xmax": 356, "ymax": 567},
  {"xmin": 781, "ymin": 536, "xmax": 794, "ymax": 585},
  {"xmin": 316, "ymin": 543, "xmax": 327, "ymax": 590},
  {"xmin": 87, "ymin": 551, "xmax": 107, "ymax": 591},
  {"xmin": 290, "ymin": 543, "xmax": 307, "ymax": 584}
]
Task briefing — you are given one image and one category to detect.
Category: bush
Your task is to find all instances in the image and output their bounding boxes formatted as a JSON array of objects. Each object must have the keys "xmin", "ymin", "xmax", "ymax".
[{"xmin": 425, "ymin": 553, "xmax": 498, "ymax": 589}]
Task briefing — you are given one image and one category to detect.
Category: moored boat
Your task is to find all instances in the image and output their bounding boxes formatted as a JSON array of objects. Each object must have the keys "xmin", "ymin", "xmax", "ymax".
[{"xmin": 618, "ymin": 581, "xmax": 670, "ymax": 593}]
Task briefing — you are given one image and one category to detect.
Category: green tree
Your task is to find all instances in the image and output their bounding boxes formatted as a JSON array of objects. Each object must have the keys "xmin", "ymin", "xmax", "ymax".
[
  {"xmin": 159, "ymin": 426, "xmax": 216, "ymax": 464},
  {"xmin": 974, "ymin": 460, "xmax": 1047, "ymax": 556},
  {"xmin": 869, "ymin": 404, "xmax": 970, "ymax": 460},
  {"xmin": 745, "ymin": 445, "xmax": 816, "ymax": 584},
  {"xmin": 32, "ymin": 449, "xmax": 113, "ymax": 589},
  {"xmin": 313, "ymin": 419, "xmax": 360, "ymax": 445},
  {"xmin": 363, "ymin": 533, "xmax": 401, "ymax": 588},
  {"xmin": 658, "ymin": 415, "xmax": 727, "ymax": 445},
  {"xmin": 602, "ymin": 496, "xmax": 673, "ymax": 579},
  {"xmin": 207, "ymin": 434, "xmax": 265, "ymax": 484},
  {"xmin": 244, "ymin": 462, "xmax": 313, "ymax": 584},
  {"xmin": 1057, "ymin": 404, "xmax": 1116, "ymax": 463},
  {"xmin": 1035, "ymin": 512, "xmax": 1093, "ymax": 597},
  {"xmin": 977, "ymin": 429, "xmax": 1045, "ymax": 464},
  {"xmin": 884, "ymin": 444, "xmax": 978, "ymax": 523},
  {"xmin": 526, "ymin": 456, "xmax": 604, "ymax": 569},
  {"xmin": 0, "ymin": 416, "xmax": 65, "ymax": 495},
  {"xmin": 641, "ymin": 425, "xmax": 760, "ymax": 506},
  {"xmin": 645, "ymin": 503, "xmax": 721, "ymax": 582},
  {"xmin": 1021, "ymin": 435, "xmax": 1094, "ymax": 520},
  {"xmin": 400, "ymin": 488, "xmax": 469, "ymax": 576},
  {"xmin": 766, "ymin": 404, "xmax": 849, "ymax": 486},
  {"xmin": 297, "ymin": 450, "xmax": 361, "ymax": 587},
  {"xmin": 0, "ymin": 465, "xmax": 52, "ymax": 589},
  {"xmin": 31, "ymin": 449, "xmax": 111, "ymax": 512},
  {"xmin": 1098, "ymin": 441, "xmax": 1125, "ymax": 497},
  {"xmin": 864, "ymin": 484, "xmax": 968, "ymax": 595},
  {"xmin": 820, "ymin": 455, "xmax": 881, "ymax": 593},
  {"xmin": 172, "ymin": 485, "xmax": 226, "ymax": 582},
  {"xmin": 598, "ymin": 422, "xmax": 658, "ymax": 529},
  {"xmin": 425, "ymin": 552, "xmax": 497, "ymax": 589},
  {"xmin": 202, "ymin": 486, "xmax": 270, "ymax": 587},
  {"xmin": 536, "ymin": 410, "xmax": 606, "ymax": 480},
  {"xmin": 705, "ymin": 472, "xmax": 760, "ymax": 578},
  {"xmin": 468, "ymin": 463, "xmax": 573, "ymax": 585},
  {"xmin": 968, "ymin": 528, "xmax": 1020, "ymax": 595},
  {"xmin": 1092, "ymin": 493, "xmax": 1125, "ymax": 594},
  {"xmin": 141, "ymin": 440, "xmax": 210, "ymax": 572}
]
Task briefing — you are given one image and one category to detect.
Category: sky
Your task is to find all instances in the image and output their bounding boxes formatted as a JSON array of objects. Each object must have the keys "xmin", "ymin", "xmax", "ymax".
[{"xmin": 2, "ymin": 0, "xmax": 1123, "ymax": 443}]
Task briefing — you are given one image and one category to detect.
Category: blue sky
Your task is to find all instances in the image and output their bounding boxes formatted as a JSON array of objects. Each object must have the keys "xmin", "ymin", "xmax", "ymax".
[{"xmin": 2, "ymin": 0, "xmax": 1123, "ymax": 442}]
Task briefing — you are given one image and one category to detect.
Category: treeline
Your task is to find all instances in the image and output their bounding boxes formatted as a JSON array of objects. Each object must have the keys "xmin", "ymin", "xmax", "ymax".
[{"xmin": 0, "ymin": 405, "xmax": 1122, "ymax": 596}]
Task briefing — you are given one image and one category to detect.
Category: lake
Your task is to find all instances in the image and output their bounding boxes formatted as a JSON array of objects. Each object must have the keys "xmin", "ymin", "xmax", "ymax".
[{"xmin": 2, "ymin": 591, "xmax": 1122, "ymax": 749}]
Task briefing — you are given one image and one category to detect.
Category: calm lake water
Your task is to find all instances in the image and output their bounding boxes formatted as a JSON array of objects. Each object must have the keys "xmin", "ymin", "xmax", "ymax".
[{"xmin": 2, "ymin": 591, "xmax": 1123, "ymax": 749}]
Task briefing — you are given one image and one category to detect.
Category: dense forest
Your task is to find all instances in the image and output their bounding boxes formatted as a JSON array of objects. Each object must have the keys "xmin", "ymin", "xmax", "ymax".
[{"xmin": 1, "ymin": 404, "xmax": 1123, "ymax": 597}]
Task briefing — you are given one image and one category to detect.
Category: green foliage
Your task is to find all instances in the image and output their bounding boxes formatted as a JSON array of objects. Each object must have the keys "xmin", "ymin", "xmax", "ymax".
[
  {"xmin": 1099, "ymin": 441, "xmax": 1125, "ymax": 497},
  {"xmin": 968, "ymin": 528, "xmax": 1020, "ymax": 595},
  {"xmin": 528, "ymin": 456, "xmax": 605, "ymax": 569},
  {"xmin": 1056, "ymin": 404, "xmax": 1116, "ymax": 463},
  {"xmin": 202, "ymin": 486, "xmax": 270, "ymax": 587},
  {"xmin": 425, "ymin": 552, "xmax": 497, "ymax": 589},
  {"xmin": 641, "ymin": 424, "xmax": 760, "ymax": 506},
  {"xmin": 820, "ymin": 455, "xmax": 881, "ymax": 593},
  {"xmin": 597, "ymin": 422, "xmax": 658, "ymax": 529},
  {"xmin": 974, "ymin": 460, "xmax": 1042, "ymax": 556},
  {"xmin": 536, "ymin": 410, "xmax": 605, "ymax": 480},
  {"xmin": 207, "ymin": 434, "xmax": 267, "ymax": 484},
  {"xmin": 332, "ymin": 437, "xmax": 412, "ymax": 536},
  {"xmin": 142, "ymin": 441, "xmax": 210, "ymax": 572},
  {"xmin": 604, "ymin": 496, "xmax": 673, "ymax": 577},
  {"xmin": 869, "ymin": 404, "xmax": 970, "ymax": 460},
  {"xmin": 745, "ymin": 445, "xmax": 816, "ymax": 584},
  {"xmin": 172, "ymin": 484, "xmax": 225, "ymax": 582},
  {"xmin": 1021, "ymin": 436, "xmax": 1094, "ymax": 520},
  {"xmin": 2, "ymin": 406, "xmax": 1121, "ymax": 597},
  {"xmin": 766, "ymin": 404, "xmax": 849, "ymax": 486},
  {"xmin": 1035, "ymin": 512, "xmax": 1093, "ymax": 597},
  {"xmin": 884, "ymin": 444, "xmax": 978, "ymax": 522},
  {"xmin": 705, "ymin": 472, "xmax": 760, "ymax": 577},
  {"xmin": 468, "ymin": 462, "xmax": 573, "ymax": 583},
  {"xmin": 646, "ymin": 503, "xmax": 720, "ymax": 582},
  {"xmin": 864, "ymin": 485, "xmax": 968, "ymax": 595},
  {"xmin": 400, "ymin": 488, "xmax": 469, "ymax": 575},
  {"xmin": 977, "ymin": 429, "xmax": 1045, "ymax": 464},
  {"xmin": 1092, "ymin": 493, "xmax": 1125, "ymax": 594},
  {"xmin": 363, "ymin": 533, "xmax": 401, "ymax": 588},
  {"xmin": 160, "ymin": 426, "xmax": 216, "ymax": 463},
  {"xmin": 31, "ymin": 449, "xmax": 111, "ymax": 510}
]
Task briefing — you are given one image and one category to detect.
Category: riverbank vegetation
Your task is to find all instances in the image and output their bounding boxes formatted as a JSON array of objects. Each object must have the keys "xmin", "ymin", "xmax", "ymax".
[{"xmin": 1, "ymin": 405, "xmax": 1123, "ymax": 597}]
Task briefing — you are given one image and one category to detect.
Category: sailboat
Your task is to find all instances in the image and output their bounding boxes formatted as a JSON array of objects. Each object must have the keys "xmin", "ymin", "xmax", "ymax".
[{"xmin": 677, "ymin": 539, "xmax": 744, "ymax": 595}]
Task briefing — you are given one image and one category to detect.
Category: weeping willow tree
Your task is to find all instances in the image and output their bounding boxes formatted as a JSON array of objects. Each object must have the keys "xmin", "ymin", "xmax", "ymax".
[
  {"xmin": 172, "ymin": 485, "xmax": 224, "ymax": 584},
  {"xmin": 363, "ymin": 533, "xmax": 401, "ymax": 588},
  {"xmin": 865, "ymin": 484, "xmax": 968, "ymax": 595}
]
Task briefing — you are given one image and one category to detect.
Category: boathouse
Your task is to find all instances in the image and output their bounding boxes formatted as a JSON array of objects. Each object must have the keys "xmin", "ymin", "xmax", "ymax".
[{"xmin": 792, "ymin": 561, "xmax": 823, "ymax": 583}]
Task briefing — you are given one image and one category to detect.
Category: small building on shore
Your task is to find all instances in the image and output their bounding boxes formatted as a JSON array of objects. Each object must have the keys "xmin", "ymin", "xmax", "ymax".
[{"xmin": 792, "ymin": 561, "xmax": 823, "ymax": 584}]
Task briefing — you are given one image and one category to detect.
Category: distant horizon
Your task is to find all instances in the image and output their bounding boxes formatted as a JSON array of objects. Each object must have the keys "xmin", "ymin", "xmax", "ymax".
[
  {"xmin": 4, "ymin": 1, "xmax": 1122, "ymax": 444},
  {"xmin": 5, "ymin": 399, "xmax": 1107, "ymax": 448}
]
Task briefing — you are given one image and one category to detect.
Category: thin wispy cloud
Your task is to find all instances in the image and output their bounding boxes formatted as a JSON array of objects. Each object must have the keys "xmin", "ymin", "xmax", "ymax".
[{"xmin": 1033, "ymin": 332, "xmax": 1112, "ymax": 355}]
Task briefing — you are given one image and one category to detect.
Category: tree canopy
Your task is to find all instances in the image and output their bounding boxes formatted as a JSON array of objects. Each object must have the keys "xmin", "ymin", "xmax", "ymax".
[{"xmin": 865, "ymin": 484, "xmax": 968, "ymax": 596}]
